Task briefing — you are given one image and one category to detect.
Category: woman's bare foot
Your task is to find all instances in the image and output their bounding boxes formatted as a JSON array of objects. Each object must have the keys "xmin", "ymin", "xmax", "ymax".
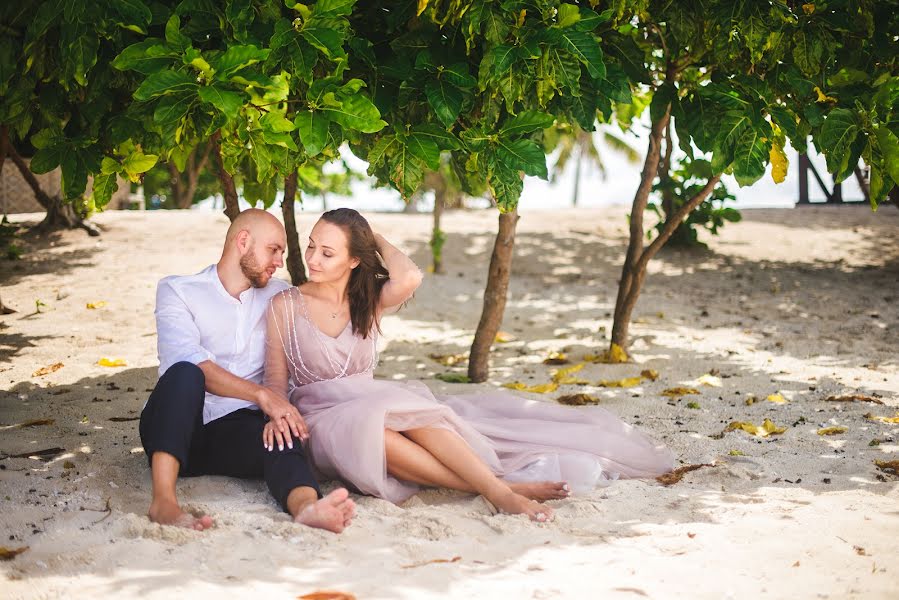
[
  {"xmin": 489, "ymin": 489, "xmax": 554, "ymax": 522},
  {"xmin": 507, "ymin": 481, "xmax": 570, "ymax": 501},
  {"xmin": 148, "ymin": 498, "xmax": 214, "ymax": 531},
  {"xmin": 295, "ymin": 488, "xmax": 356, "ymax": 533}
]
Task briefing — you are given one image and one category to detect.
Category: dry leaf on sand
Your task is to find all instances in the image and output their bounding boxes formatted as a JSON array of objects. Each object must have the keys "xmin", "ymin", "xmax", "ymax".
[
  {"xmin": 584, "ymin": 343, "xmax": 628, "ymax": 364},
  {"xmin": 556, "ymin": 393, "xmax": 600, "ymax": 406},
  {"xmin": 502, "ymin": 382, "xmax": 559, "ymax": 393},
  {"xmin": 766, "ymin": 393, "xmax": 788, "ymax": 404},
  {"xmin": 428, "ymin": 353, "xmax": 467, "ymax": 366},
  {"xmin": 817, "ymin": 427, "xmax": 847, "ymax": 436},
  {"xmin": 97, "ymin": 357, "xmax": 127, "ymax": 367},
  {"xmin": 661, "ymin": 387, "xmax": 700, "ymax": 397},
  {"xmin": 824, "ymin": 394, "xmax": 883, "ymax": 405},
  {"xmin": 4, "ymin": 419, "xmax": 55, "ymax": 429},
  {"xmin": 874, "ymin": 460, "xmax": 899, "ymax": 475},
  {"xmin": 864, "ymin": 412, "xmax": 899, "ymax": 424},
  {"xmin": 32, "ymin": 362, "xmax": 64, "ymax": 377},
  {"xmin": 86, "ymin": 301, "xmax": 107, "ymax": 309},
  {"xmin": 640, "ymin": 369, "xmax": 659, "ymax": 381},
  {"xmin": 598, "ymin": 377, "xmax": 643, "ymax": 388},
  {"xmin": 298, "ymin": 592, "xmax": 356, "ymax": 600},
  {"xmin": 0, "ymin": 546, "xmax": 29, "ymax": 561},
  {"xmin": 656, "ymin": 463, "xmax": 715, "ymax": 486},
  {"xmin": 401, "ymin": 556, "xmax": 462, "ymax": 569},
  {"xmin": 725, "ymin": 419, "xmax": 786, "ymax": 437},
  {"xmin": 551, "ymin": 363, "xmax": 590, "ymax": 385},
  {"xmin": 542, "ymin": 352, "xmax": 569, "ymax": 365}
]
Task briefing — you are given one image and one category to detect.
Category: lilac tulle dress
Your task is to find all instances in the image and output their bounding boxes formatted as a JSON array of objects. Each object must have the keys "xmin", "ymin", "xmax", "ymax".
[{"xmin": 264, "ymin": 288, "xmax": 674, "ymax": 503}]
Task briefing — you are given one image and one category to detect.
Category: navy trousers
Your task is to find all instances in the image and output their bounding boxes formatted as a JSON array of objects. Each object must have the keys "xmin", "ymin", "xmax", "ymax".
[{"xmin": 139, "ymin": 361, "xmax": 320, "ymax": 511}]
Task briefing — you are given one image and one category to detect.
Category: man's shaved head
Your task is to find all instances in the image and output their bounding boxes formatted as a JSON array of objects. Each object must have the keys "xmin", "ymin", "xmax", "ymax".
[{"xmin": 225, "ymin": 208, "xmax": 284, "ymax": 246}]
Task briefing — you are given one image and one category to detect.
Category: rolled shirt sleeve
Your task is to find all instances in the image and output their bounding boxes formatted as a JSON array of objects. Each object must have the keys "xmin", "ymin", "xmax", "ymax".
[{"xmin": 155, "ymin": 276, "xmax": 216, "ymax": 376}]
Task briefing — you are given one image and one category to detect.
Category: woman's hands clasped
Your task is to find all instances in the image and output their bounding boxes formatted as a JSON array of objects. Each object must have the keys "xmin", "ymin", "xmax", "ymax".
[{"xmin": 255, "ymin": 387, "xmax": 309, "ymax": 451}]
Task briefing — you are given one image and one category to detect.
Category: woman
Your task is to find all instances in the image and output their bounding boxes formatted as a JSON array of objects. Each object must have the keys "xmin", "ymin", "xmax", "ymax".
[{"xmin": 263, "ymin": 208, "xmax": 674, "ymax": 521}]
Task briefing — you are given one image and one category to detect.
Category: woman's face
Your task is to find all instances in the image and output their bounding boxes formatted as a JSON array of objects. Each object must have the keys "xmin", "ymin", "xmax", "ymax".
[{"xmin": 305, "ymin": 220, "xmax": 360, "ymax": 283}]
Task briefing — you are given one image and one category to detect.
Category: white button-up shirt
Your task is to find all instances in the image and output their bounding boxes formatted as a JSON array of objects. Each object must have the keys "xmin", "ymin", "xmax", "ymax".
[{"xmin": 154, "ymin": 264, "xmax": 290, "ymax": 424}]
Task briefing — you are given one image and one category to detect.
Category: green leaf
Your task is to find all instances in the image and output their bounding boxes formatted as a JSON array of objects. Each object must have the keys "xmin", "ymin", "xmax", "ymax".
[
  {"xmin": 389, "ymin": 144, "xmax": 425, "ymax": 199},
  {"xmin": 302, "ymin": 27, "xmax": 345, "ymax": 60},
  {"xmin": 366, "ymin": 134, "xmax": 398, "ymax": 172},
  {"xmin": 29, "ymin": 146, "xmax": 66, "ymax": 174},
  {"xmin": 100, "ymin": 157, "xmax": 120, "ymax": 175},
  {"xmin": 483, "ymin": 8, "xmax": 510, "ymax": 45},
  {"xmin": 153, "ymin": 93, "xmax": 195, "ymax": 126},
  {"xmin": 112, "ymin": 40, "xmax": 178, "ymax": 74},
  {"xmin": 295, "ymin": 110, "xmax": 330, "ymax": 156},
  {"xmin": 425, "ymin": 79, "xmax": 464, "ymax": 128},
  {"xmin": 818, "ymin": 109, "xmax": 859, "ymax": 174},
  {"xmin": 406, "ymin": 132, "xmax": 440, "ymax": 171},
  {"xmin": 314, "ymin": 0, "xmax": 355, "ymax": 18},
  {"xmin": 500, "ymin": 111, "xmax": 554, "ymax": 137},
  {"xmin": 875, "ymin": 126, "xmax": 899, "ymax": 184},
  {"xmin": 165, "ymin": 15, "xmax": 191, "ymax": 52},
  {"xmin": 284, "ymin": 36, "xmax": 317, "ymax": 84},
  {"xmin": 650, "ymin": 85, "xmax": 674, "ymax": 125},
  {"xmin": 712, "ymin": 110, "xmax": 752, "ymax": 173},
  {"xmin": 247, "ymin": 129, "xmax": 273, "ymax": 181},
  {"xmin": 547, "ymin": 47, "xmax": 581, "ymax": 96},
  {"xmin": 792, "ymin": 29, "xmax": 824, "ymax": 77},
  {"xmin": 64, "ymin": 32, "xmax": 100, "ymax": 86},
  {"xmin": 489, "ymin": 163, "xmax": 523, "ymax": 212},
  {"xmin": 410, "ymin": 124, "xmax": 461, "ymax": 150},
  {"xmin": 828, "ymin": 68, "xmax": 869, "ymax": 88},
  {"xmin": 442, "ymin": 63, "xmax": 477, "ymax": 88},
  {"xmin": 212, "ymin": 45, "xmax": 270, "ymax": 78},
  {"xmin": 134, "ymin": 70, "xmax": 197, "ymax": 101},
  {"xmin": 60, "ymin": 155, "xmax": 87, "ymax": 200},
  {"xmin": 732, "ymin": 127, "xmax": 770, "ymax": 187},
  {"xmin": 198, "ymin": 84, "xmax": 244, "ymax": 119},
  {"xmin": 557, "ymin": 30, "xmax": 605, "ymax": 80},
  {"xmin": 260, "ymin": 111, "xmax": 295, "ymax": 133},
  {"xmin": 496, "ymin": 138, "xmax": 548, "ymax": 178},
  {"xmin": 92, "ymin": 173, "xmax": 119, "ymax": 208},
  {"xmin": 557, "ymin": 3, "xmax": 580, "ymax": 28},
  {"xmin": 321, "ymin": 94, "xmax": 386, "ymax": 133},
  {"xmin": 122, "ymin": 152, "xmax": 159, "ymax": 177},
  {"xmin": 486, "ymin": 45, "xmax": 517, "ymax": 76},
  {"xmin": 460, "ymin": 126, "xmax": 490, "ymax": 152}
]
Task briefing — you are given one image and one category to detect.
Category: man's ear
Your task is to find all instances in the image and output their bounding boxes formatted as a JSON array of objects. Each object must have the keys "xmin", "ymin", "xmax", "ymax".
[{"xmin": 236, "ymin": 229, "xmax": 251, "ymax": 254}]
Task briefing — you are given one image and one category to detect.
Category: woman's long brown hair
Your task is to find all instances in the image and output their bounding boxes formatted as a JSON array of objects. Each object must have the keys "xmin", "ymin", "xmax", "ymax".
[{"xmin": 321, "ymin": 208, "xmax": 389, "ymax": 339}]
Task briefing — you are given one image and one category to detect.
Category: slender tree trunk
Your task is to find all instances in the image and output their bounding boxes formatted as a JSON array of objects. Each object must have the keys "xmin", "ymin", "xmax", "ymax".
[
  {"xmin": 660, "ymin": 120, "xmax": 674, "ymax": 221},
  {"xmin": 890, "ymin": 186, "xmax": 899, "ymax": 210},
  {"xmin": 0, "ymin": 125, "xmax": 9, "ymax": 180},
  {"xmin": 572, "ymin": 143, "xmax": 582, "ymax": 207},
  {"xmin": 170, "ymin": 142, "xmax": 213, "ymax": 209},
  {"xmin": 211, "ymin": 131, "xmax": 240, "ymax": 222},
  {"xmin": 468, "ymin": 209, "xmax": 519, "ymax": 383},
  {"xmin": 8, "ymin": 146, "xmax": 98, "ymax": 235},
  {"xmin": 281, "ymin": 171, "xmax": 307, "ymax": 285},
  {"xmin": 168, "ymin": 162, "xmax": 187, "ymax": 209},
  {"xmin": 321, "ymin": 192, "xmax": 328, "ymax": 211},
  {"xmin": 430, "ymin": 171, "xmax": 446, "ymax": 274},
  {"xmin": 610, "ymin": 104, "xmax": 671, "ymax": 349},
  {"xmin": 0, "ymin": 291, "xmax": 14, "ymax": 314}
]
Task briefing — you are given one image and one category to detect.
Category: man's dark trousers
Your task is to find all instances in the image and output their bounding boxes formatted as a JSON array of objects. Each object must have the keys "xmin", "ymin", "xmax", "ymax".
[{"xmin": 139, "ymin": 361, "xmax": 320, "ymax": 511}]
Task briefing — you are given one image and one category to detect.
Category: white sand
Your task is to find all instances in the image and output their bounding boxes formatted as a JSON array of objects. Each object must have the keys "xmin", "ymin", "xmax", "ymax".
[{"xmin": 1, "ymin": 205, "xmax": 897, "ymax": 600}]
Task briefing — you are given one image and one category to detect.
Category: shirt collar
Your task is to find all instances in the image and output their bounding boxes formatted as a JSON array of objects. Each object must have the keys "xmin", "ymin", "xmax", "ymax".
[{"xmin": 209, "ymin": 264, "xmax": 253, "ymax": 304}]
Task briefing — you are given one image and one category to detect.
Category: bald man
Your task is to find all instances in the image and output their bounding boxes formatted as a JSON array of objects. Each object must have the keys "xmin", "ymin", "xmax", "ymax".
[{"xmin": 139, "ymin": 209, "xmax": 354, "ymax": 533}]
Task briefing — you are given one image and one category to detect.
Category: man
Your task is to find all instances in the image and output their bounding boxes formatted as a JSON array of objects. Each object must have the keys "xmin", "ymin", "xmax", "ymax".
[{"xmin": 139, "ymin": 208, "xmax": 354, "ymax": 532}]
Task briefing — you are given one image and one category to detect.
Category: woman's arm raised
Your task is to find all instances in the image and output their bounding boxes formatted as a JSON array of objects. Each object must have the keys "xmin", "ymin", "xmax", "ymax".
[{"xmin": 375, "ymin": 232, "xmax": 424, "ymax": 310}]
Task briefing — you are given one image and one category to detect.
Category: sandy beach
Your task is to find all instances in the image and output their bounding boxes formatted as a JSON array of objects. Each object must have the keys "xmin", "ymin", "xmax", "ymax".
[{"xmin": 1, "ymin": 204, "xmax": 897, "ymax": 600}]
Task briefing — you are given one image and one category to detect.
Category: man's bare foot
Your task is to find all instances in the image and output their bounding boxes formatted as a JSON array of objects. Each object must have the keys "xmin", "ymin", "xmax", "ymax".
[
  {"xmin": 489, "ymin": 489, "xmax": 554, "ymax": 522},
  {"xmin": 295, "ymin": 488, "xmax": 356, "ymax": 533},
  {"xmin": 148, "ymin": 498, "xmax": 214, "ymax": 531},
  {"xmin": 508, "ymin": 481, "xmax": 570, "ymax": 501}
]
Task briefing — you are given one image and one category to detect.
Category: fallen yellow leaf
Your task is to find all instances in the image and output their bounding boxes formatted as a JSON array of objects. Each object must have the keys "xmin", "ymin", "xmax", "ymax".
[
  {"xmin": 556, "ymin": 393, "xmax": 600, "ymax": 406},
  {"xmin": 494, "ymin": 331, "xmax": 515, "ymax": 343},
  {"xmin": 865, "ymin": 412, "xmax": 899, "ymax": 424},
  {"xmin": 874, "ymin": 460, "xmax": 899, "ymax": 474},
  {"xmin": 97, "ymin": 357, "xmax": 127, "ymax": 367},
  {"xmin": 551, "ymin": 362, "xmax": 590, "ymax": 384},
  {"xmin": 725, "ymin": 418, "xmax": 786, "ymax": 437},
  {"xmin": 32, "ymin": 362, "xmax": 64, "ymax": 377},
  {"xmin": 817, "ymin": 427, "xmax": 847, "ymax": 436},
  {"xmin": 766, "ymin": 393, "xmax": 788, "ymax": 404},
  {"xmin": 728, "ymin": 450, "xmax": 745, "ymax": 456},
  {"xmin": 428, "ymin": 352, "xmax": 467, "ymax": 366},
  {"xmin": 661, "ymin": 387, "xmax": 700, "ymax": 397},
  {"xmin": 745, "ymin": 395, "xmax": 758, "ymax": 406},
  {"xmin": 656, "ymin": 463, "xmax": 714, "ymax": 486},
  {"xmin": 696, "ymin": 374, "xmax": 722, "ymax": 387},
  {"xmin": 584, "ymin": 343, "xmax": 628, "ymax": 364},
  {"xmin": 86, "ymin": 301, "xmax": 107, "ymax": 309},
  {"xmin": 502, "ymin": 382, "xmax": 559, "ymax": 393},
  {"xmin": 640, "ymin": 369, "xmax": 659, "ymax": 381},
  {"xmin": 598, "ymin": 377, "xmax": 643, "ymax": 388}
]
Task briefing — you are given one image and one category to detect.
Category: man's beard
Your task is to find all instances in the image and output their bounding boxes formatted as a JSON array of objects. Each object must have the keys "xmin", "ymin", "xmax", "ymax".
[{"xmin": 239, "ymin": 251, "xmax": 270, "ymax": 288}]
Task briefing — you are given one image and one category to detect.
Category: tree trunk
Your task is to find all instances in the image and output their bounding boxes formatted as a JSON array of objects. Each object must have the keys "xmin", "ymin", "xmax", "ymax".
[
  {"xmin": 659, "ymin": 120, "xmax": 674, "ymax": 221},
  {"xmin": 211, "ymin": 132, "xmax": 240, "ymax": 222},
  {"xmin": 610, "ymin": 104, "xmax": 671, "ymax": 349},
  {"xmin": 0, "ymin": 125, "xmax": 9, "ymax": 180},
  {"xmin": 8, "ymin": 145, "xmax": 98, "ymax": 235},
  {"xmin": 430, "ymin": 172, "xmax": 446, "ymax": 274},
  {"xmin": 468, "ymin": 209, "xmax": 519, "ymax": 383},
  {"xmin": 890, "ymin": 186, "xmax": 899, "ymax": 210},
  {"xmin": 572, "ymin": 143, "xmax": 582, "ymax": 207},
  {"xmin": 281, "ymin": 171, "xmax": 307, "ymax": 285},
  {"xmin": 170, "ymin": 142, "xmax": 213, "ymax": 209},
  {"xmin": 0, "ymin": 291, "xmax": 14, "ymax": 315}
]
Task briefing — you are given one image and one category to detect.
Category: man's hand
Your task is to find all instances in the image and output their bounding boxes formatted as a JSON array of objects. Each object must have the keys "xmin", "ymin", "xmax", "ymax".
[{"xmin": 254, "ymin": 387, "xmax": 308, "ymax": 441}]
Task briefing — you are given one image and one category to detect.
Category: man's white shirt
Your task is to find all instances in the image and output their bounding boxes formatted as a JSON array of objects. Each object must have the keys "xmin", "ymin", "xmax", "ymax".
[{"xmin": 154, "ymin": 264, "xmax": 290, "ymax": 424}]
